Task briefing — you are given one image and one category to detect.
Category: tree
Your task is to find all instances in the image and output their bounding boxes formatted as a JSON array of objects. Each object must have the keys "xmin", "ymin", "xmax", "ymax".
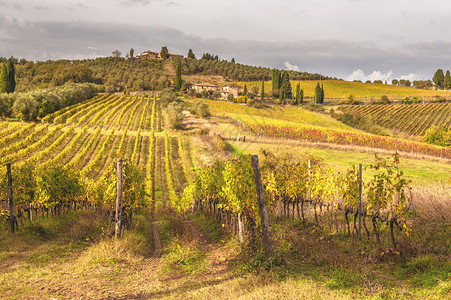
[
  {"xmin": 314, "ymin": 82, "xmax": 322, "ymax": 104},
  {"xmin": 231, "ymin": 58, "xmax": 235, "ymax": 64},
  {"xmin": 243, "ymin": 84, "xmax": 248, "ymax": 96},
  {"xmin": 112, "ymin": 50, "xmax": 121, "ymax": 58},
  {"xmin": 391, "ymin": 79, "xmax": 399, "ymax": 85},
  {"xmin": 280, "ymin": 72, "xmax": 292, "ymax": 101},
  {"xmin": 160, "ymin": 46, "xmax": 169, "ymax": 59},
  {"xmin": 6, "ymin": 59, "xmax": 15, "ymax": 93},
  {"xmin": 261, "ymin": 80, "xmax": 265, "ymax": 101},
  {"xmin": 399, "ymin": 79, "xmax": 411, "ymax": 87},
  {"xmin": 174, "ymin": 60, "xmax": 182, "ymax": 91},
  {"xmin": 294, "ymin": 83, "xmax": 300, "ymax": 105},
  {"xmin": 300, "ymin": 89, "xmax": 304, "ymax": 104},
  {"xmin": 433, "ymin": 69, "xmax": 445, "ymax": 90},
  {"xmin": 320, "ymin": 83, "xmax": 324, "ymax": 103},
  {"xmin": 188, "ymin": 49, "xmax": 195, "ymax": 59},
  {"xmin": 0, "ymin": 64, "xmax": 8, "ymax": 94},
  {"xmin": 272, "ymin": 69, "xmax": 281, "ymax": 92},
  {"xmin": 445, "ymin": 70, "xmax": 451, "ymax": 89},
  {"xmin": 129, "ymin": 48, "xmax": 134, "ymax": 58}
]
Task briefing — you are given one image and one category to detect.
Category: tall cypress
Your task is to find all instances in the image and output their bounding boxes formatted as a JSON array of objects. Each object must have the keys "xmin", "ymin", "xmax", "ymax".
[
  {"xmin": 280, "ymin": 72, "xmax": 292, "ymax": 101},
  {"xmin": 243, "ymin": 84, "xmax": 247, "ymax": 96},
  {"xmin": 300, "ymin": 89, "xmax": 304, "ymax": 104},
  {"xmin": 314, "ymin": 82, "xmax": 321, "ymax": 104},
  {"xmin": 295, "ymin": 83, "xmax": 300, "ymax": 105},
  {"xmin": 320, "ymin": 83, "xmax": 324, "ymax": 103},
  {"xmin": 0, "ymin": 64, "xmax": 8, "ymax": 94},
  {"xmin": 6, "ymin": 59, "xmax": 15, "ymax": 93},
  {"xmin": 261, "ymin": 80, "xmax": 265, "ymax": 101},
  {"xmin": 445, "ymin": 70, "xmax": 451, "ymax": 89},
  {"xmin": 272, "ymin": 69, "xmax": 281, "ymax": 91},
  {"xmin": 174, "ymin": 60, "xmax": 182, "ymax": 91}
]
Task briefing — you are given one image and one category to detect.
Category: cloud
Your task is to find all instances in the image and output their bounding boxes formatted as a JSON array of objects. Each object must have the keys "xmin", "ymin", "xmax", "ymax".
[
  {"xmin": 346, "ymin": 69, "xmax": 393, "ymax": 82},
  {"xmin": 118, "ymin": 0, "xmax": 180, "ymax": 6},
  {"xmin": 0, "ymin": 16, "xmax": 450, "ymax": 80},
  {"xmin": 284, "ymin": 61, "xmax": 300, "ymax": 71},
  {"xmin": 400, "ymin": 73, "xmax": 417, "ymax": 81}
]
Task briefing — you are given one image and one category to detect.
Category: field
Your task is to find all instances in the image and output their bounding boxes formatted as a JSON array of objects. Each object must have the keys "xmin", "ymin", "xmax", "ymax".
[
  {"xmin": 239, "ymin": 80, "xmax": 451, "ymax": 102},
  {"xmin": 1, "ymin": 91, "xmax": 451, "ymax": 299},
  {"xmin": 338, "ymin": 102, "xmax": 451, "ymax": 137}
]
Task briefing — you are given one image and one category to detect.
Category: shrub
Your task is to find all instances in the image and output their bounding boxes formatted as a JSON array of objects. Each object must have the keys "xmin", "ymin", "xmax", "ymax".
[
  {"xmin": 191, "ymin": 100, "xmax": 210, "ymax": 118},
  {"xmin": 167, "ymin": 102, "xmax": 184, "ymax": 129},
  {"xmin": 160, "ymin": 88, "xmax": 178, "ymax": 107}
]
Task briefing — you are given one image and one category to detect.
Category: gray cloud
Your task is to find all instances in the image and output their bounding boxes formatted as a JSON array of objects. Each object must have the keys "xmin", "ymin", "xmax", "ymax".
[
  {"xmin": 0, "ymin": 1, "xmax": 22, "ymax": 9},
  {"xmin": 0, "ymin": 16, "xmax": 449, "ymax": 80}
]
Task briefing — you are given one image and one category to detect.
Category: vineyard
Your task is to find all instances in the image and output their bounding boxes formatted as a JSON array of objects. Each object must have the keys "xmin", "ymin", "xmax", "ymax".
[
  {"xmin": 1, "ymin": 93, "xmax": 451, "ymax": 299},
  {"xmin": 338, "ymin": 102, "xmax": 451, "ymax": 136},
  {"xmin": 240, "ymin": 80, "xmax": 451, "ymax": 102}
]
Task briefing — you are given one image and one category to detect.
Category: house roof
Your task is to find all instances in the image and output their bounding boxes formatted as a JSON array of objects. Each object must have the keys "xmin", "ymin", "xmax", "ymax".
[{"xmin": 193, "ymin": 83, "xmax": 219, "ymax": 87}]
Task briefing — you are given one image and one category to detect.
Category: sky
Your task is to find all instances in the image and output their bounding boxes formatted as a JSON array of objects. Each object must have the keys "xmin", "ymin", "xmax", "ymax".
[{"xmin": 1, "ymin": 0, "xmax": 451, "ymax": 81}]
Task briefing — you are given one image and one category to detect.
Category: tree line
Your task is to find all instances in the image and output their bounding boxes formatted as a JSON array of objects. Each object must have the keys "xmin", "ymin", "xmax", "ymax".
[{"xmin": 0, "ymin": 83, "xmax": 98, "ymax": 121}]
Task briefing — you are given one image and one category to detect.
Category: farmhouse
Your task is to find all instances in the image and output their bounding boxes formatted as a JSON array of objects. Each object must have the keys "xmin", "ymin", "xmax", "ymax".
[
  {"xmin": 137, "ymin": 50, "xmax": 184, "ymax": 59},
  {"xmin": 192, "ymin": 83, "xmax": 240, "ymax": 99}
]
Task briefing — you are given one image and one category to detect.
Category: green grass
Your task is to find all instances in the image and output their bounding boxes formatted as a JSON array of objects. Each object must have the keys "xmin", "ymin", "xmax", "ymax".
[
  {"xmin": 238, "ymin": 80, "xmax": 451, "ymax": 101},
  {"xmin": 213, "ymin": 118, "xmax": 451, "ymax": 185}
]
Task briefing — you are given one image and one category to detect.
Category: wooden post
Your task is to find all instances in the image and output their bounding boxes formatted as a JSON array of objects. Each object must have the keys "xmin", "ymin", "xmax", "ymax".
[
  {"xmin": 243, "ymin": 136, "xmax": 246, "ymax": 142},
  {"xmin": 237, "ymin": 134, "xmax": 240, "ymax": 142},
  {"xmin": 115, "ymin": 158, "xmax": 123, "ymax": 238},
  {"xmin": 358, "ymin": 163, "xmax": 362, "ymax": 240},
  {"xmin": 6, "ymin": 163, "xmax": 15, "ymax": 233},
  {"xmin": 238, "ymin": 212, "xmax": 243, "ymax": 243},
  {"xmin": 251, "ymin": 155, "xmax": 272, "ymax": 258},
  {"xmin": 308, "ymin": 160, "xmax": 311, "ymax": 222}
]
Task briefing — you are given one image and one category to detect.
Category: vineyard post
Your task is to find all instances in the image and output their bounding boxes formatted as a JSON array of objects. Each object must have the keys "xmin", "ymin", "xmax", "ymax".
[
  {"xmin": 115, "ymin": 158, "xmax": 123, "ymax": 238},
  {"xmin": 6, "ymin": 163, "xmax": 15, "ymax": 233},
  {"xmin": 251, "ymin": 155, "xmax": 272, "ymax": 258},
  {"xmin": 308, "ymin": 160, "xmax": 311, "ymax": 222},
  {"xmin": 358, "ymin": 163, "xmax": 362, "ymax": 240}
]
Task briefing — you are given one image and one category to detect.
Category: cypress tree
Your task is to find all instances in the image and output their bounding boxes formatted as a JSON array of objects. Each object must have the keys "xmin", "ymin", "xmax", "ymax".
[
  {"xmin": 272, "ymin": 69, "xmax": 281, "ymax": 92},
  {"xmin": 261, "ymin": 80, "xmax": 265, "ymax": 101},
  {"xmin": 174, "ymin": 60, "xmax": 182, "ymax": 91},
  {"xmin": 320, "ymin": 83, "xmax": 324, "ymax": 103},
  {"xmin": 295, "ymin": 83, "xmax": 300, "ymax": 105},
  {"xmin": 0, "ymin": 64, "xmax": 8, "ymax": 94},
  {"xmin": 6, "ymin": 59, "xmax": 15, "ymax": 93},
  {"xmin": 280, "ymin": 72, "xmax": 292, "ymax": 100},
  {"xmin": 243, "ymin": 84, "xmax": 247, "ymax": 96},
  {"xmin": 300, "ymin": 89, "xmax": 304, "ymax": 104},
  {"xmin": 160, "ymin": 46, "xmax": 169, "ymax": 59},
  {"xmin": 445, "ymin": 70, "xmax": 451, "ymax": 89},
  {"xmin": 314, "ymin": 82, "xmax": 321, "ymax": 104},
  {"xmin": 187, "ymin": 49, "xmax": 195, "ymax": 59}
]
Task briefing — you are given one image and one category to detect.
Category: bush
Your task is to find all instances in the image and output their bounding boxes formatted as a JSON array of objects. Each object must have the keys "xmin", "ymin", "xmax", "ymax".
[
  {"xmin": 227, "ymin": 93, "xmax": 234, "ymax": 102},
  {"xmin": 167, "ymin": 102, "xmax": 184, "ymax": 129},
  {"xmin": 160, "ymin": 88, "xmax": 178, "ymax": 107},
  {"xmin": 235, "ymin": 96, "xmax": 250, "ymax": 103},
  {"xmin": 191, "ymin": 100, "xmax": 210, "ymax": 118},
  {"xmin": 373, "ymin": 95, "xmax": 390, "ymax": 105},
  {"xmin": 423, "ymin": 125, "xmax": 451, "ymax": 147}
]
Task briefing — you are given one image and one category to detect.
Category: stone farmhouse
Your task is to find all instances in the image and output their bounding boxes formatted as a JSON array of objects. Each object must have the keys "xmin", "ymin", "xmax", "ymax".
[
  {"xmin": 192, "ymin": 83, "xmax": 240, "ymax": 99},
  {"xmin": 137, "ymin": 50, "xmax": 184, "ymax": 60}
]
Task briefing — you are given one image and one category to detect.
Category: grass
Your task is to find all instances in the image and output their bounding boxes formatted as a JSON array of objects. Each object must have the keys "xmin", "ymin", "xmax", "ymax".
[
  {"xmin": 214, "ymin": 119, "xmax": 451, "ymax": 186},
  {"xmin": 238, "ymin": 80, "xmax": 451, "ymax": 101},
  {"xmin": 0, "ymin": 207, "xmax": 450, "ymax": 299}
]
